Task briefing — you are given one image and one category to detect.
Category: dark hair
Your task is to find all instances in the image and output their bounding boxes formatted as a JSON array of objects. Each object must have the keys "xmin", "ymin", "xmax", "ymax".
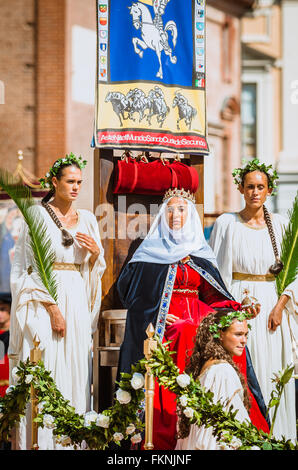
[
  {"xmin": 241, "ymin": 168, "xmax": 270, "ymax": 188},
  {"xmin": 241, "ymin": 170, "xmax": 283, "ymax": 276},
  {"xmin": 41, "ymin": 161, "xmax": 81, "ymax": 247},
  {"xmin": 177, "ymin": 310, "xmax": 251, "ymax": 439}
]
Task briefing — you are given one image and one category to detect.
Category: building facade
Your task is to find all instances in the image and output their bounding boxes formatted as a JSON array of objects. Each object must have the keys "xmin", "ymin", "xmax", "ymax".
[
  {"xmin": 241, "ymin": 0, "xmax": 298, "ymax": 215},
  {"xmin": 0, "ymin": 0, "xmax": 255, "ymax": 215}
]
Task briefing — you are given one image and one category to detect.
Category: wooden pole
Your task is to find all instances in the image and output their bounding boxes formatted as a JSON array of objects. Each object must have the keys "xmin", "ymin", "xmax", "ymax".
[
  {"xmin": 30, "ymin": 335, "xmax": 42, "ymax": 450},
  {"xmin": 143, "ymin": 323, "xmax": 157, "ymax": 450}
]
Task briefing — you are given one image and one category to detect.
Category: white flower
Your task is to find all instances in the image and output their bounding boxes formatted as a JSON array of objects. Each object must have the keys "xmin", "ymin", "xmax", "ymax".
[
  {"xmin": 131, "ymin": 433, "xmax": 142, "ymax": 445},
  {"xmin": 45, "ymin": 183, "xmax": 50, "ymax": 188},
  {"xmin": 267, "ymin": 168, "xmax": 274, "ymax": 177},
  {"xmin": 56, "ymin": 435, "xmax": 72, "ymax": 447},
  {"xmin": 176, "ymin": 373, "xmax": 191, "ymax": 388},
  {"xmin": 84, "ymin": 410, "xmax": 98, "ymax": 427},
  {"xmin": 25, "ymin": 374, "xmax": 34, "ymax": 384},
  {"xmin": 37, "ymin": 401, "xmax": 46, "ymax": 413},
  {"xmin": 219, "ymin": 442, "xmax": 233, "ymax": 450},
  {"xmin": 5, "ymin": 385, "xmax": 15, "ymax": 395},
  {"xmin": 96, "ymin": 413, "xmax": 110, "ymax": 429},
  {"xmin": 179, "ymin": 395, "xmax": 188, "ymax": 407},
  {"xmin": 249, "ymin": 446, "xmax": 261, "ymax": 450},
  {"xmin": 113, "ymin": 432, "xmax": 124, "ymax": 442},
  {"xmin": 126, "ymin": 423, "xmax": 136, "ymax": 435},
  {"xmin": 183, "ymin": 407, "xmax": 194, "ymax": 419},
  {"xmin": 45, "ymin": 172, "xmax": 50, "ymax": 177},
  {"xmin": 43, "ymin": 414, "xmax": 56, "ymax": 429},
  {"xmin": 230, "ymin": 436, "xmax": 242, "ymax": 449},
  {"xmin": 130, "ymin": 372, "xmax": 145, "ymax": 390},
  {"xmin": 11, "ymin": 367, "xmax": 19, "ymax": 383},
  {"xmin": 116, "ymin": 388, "xmax": 131, "ymax": 405}
]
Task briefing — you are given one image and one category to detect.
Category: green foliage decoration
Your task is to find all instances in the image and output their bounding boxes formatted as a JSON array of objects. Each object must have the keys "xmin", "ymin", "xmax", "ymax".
[
  {"xmin": 0, "ymin": 340, "xmax": 296, "ymax": 450},
  {"xmin": 276, "ymin": 192, "xmax": 298, "ymax": 296}
]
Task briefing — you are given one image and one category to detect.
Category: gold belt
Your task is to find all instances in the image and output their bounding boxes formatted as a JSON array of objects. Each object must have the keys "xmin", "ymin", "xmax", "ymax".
[
  {"xmin": 52, "ymin": 262, "xmax": 81, "ymax": 272},
  {"xmin": 172, "ymin": 288, "xmax": 199, "ymax": 294},
  {"xmin": 232, "ymin": 272, "xmax": 275, "ymax": 282},
  {"xmin": 0, "ymin": 379, "xmax": 9, "ymax": 386}
]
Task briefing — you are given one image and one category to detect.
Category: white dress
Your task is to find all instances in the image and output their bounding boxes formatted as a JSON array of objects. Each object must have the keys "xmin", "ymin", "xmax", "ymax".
[
  {"xmin": 175, "ymin": 361, "xmax": 250, "ymax": 450},
  {"xmin": 8, "ymin": 206, "xmax": 106, "ymax": 450},
  {"xmin": 209, "ymin": 213, "xmax": 298, "ymax": 441}
]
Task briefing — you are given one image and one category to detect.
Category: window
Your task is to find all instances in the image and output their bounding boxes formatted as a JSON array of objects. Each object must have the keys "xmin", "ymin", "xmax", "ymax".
[{"xmin": 241, "ymin": 83, "xmax": 257, "ymax": 160}]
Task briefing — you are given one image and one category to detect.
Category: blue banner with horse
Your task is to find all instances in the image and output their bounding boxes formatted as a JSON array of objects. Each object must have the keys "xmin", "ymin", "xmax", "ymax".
[{"xmin": 94, "ymin": 0, "xmax": 209, "ymax": 154}]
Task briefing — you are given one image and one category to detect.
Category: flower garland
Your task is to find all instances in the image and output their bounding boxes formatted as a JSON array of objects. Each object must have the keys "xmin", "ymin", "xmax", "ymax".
[
  {"xmin": 0, "ymin": 341, "xmax": 296, "ymax": 450},
  {"xmin": 39, "ymin": 153, "xmax": 87, "ymax": 189},
  {"xmin": 232, "ymin": 158, "xmax": 279, "ymax": 195}
]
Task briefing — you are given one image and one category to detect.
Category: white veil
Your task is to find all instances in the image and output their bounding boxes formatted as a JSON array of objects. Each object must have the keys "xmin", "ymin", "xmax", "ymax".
[{"xmin": 129, "ymin": 197, "xmax": 218, "ymax": 266}]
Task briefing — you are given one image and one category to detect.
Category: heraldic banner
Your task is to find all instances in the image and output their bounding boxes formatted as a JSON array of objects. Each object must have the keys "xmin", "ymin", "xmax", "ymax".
[{"xmin": 94, "ymin": 0, "xmax": 208, "ymax": 154}]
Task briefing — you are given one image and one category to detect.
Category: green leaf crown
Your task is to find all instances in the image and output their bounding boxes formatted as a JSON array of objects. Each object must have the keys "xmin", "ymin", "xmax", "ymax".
[
  {"xmin": 232, "ymin": 158, "xmax": 279, "ymax": 195},
  {"xmin": 39, "ymin": 153, "xmax": 87, "ymax": 189},
  {"xmin": 209, "ymin": 310, "xmax": 253, "ymax": 339}
]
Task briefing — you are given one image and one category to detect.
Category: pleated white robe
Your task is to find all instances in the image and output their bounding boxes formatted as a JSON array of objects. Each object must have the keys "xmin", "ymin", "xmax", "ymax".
[
  {"xmin": 8, "ymin": 206, "xmax": 106, "ymax": 449},
  {"xmin": 175, "ymin": 361, "xmax": 250, "ymax": 450},
  {"xmin": 209, "ymin": 212, "xmax": 298, "ymax": 441}
]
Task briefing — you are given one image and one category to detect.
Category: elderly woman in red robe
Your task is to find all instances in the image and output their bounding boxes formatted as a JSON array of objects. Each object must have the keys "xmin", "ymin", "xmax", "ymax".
[{"xmin": 117, "ymin": 188, "xmax": 269, "ymax": 450}]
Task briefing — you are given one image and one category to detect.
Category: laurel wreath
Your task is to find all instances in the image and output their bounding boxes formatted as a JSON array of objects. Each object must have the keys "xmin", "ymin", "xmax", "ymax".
[{"xmin": 39, "ymin": 153, "xmax": 87, "ymax": 189}]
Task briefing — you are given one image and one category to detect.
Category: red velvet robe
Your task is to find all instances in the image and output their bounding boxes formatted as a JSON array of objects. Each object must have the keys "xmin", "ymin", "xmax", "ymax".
[
  {"xmin": 0, "ymin": 329, "xmax": 9, "ymax": 397},
  {"xmin": 152, "ymin": 263, "xmax": 269, "ymax": 450}
]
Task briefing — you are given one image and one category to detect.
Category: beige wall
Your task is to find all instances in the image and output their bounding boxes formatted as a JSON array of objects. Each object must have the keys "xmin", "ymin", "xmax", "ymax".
[
  {"xmin": 65, "ymin": 0, "xmax": 97, "ymax": 212},
  {"xmin": 205, "ymin": 6, "xmax": 242, "ymax": 212},
  {"xmin": 241, "ymin": 4, "xmax": 282, "ymax": 169}
]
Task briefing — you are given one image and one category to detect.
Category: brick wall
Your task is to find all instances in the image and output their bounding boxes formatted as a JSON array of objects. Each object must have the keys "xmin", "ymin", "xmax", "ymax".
[
  {"xmin": 36, "ymin": 0, "xmax": 66, "ymax": 178},
  {"xmin": 0, "ymin": 0, "xmax": 36, "ymax": 174}
]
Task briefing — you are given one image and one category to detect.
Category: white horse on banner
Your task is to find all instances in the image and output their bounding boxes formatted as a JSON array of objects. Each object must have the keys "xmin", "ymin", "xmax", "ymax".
[{"xmin": 128, "ymin": 1, "xmax": 178, "ymax": 79}]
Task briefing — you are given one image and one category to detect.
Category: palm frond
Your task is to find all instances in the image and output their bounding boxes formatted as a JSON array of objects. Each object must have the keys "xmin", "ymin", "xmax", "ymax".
[
  {"xmin": 276, "ymin": 192, "xmax": 298, "ymax": 297},
  {"xmin": 0, "ymin": 169, "xmax": 58, "ymax": 303}
]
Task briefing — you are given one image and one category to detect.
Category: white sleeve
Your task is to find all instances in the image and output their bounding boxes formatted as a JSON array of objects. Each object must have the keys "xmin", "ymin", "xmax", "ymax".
[
  {"xmin": 9, "ymin": 218, "xmax": 56, "ymax": 357},
  {"xmin": 79, "ymin": 211, "xmax": 106, "ymax": 334}
]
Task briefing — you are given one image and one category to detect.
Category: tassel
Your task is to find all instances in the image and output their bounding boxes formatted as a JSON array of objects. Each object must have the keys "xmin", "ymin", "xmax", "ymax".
[
  {"xmin": 61, "ymin": 228, "xmax": 74, "ymax": 247},
  {"xmin": 269, "ymin": 259, "xmax": 284, "ymax": 276}
]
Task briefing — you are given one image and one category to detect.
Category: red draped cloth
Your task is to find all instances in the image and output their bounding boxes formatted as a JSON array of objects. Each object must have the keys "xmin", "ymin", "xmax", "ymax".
[{"xmin": 152, "ymin": 263, "xmax": 269, "ymax": 450}]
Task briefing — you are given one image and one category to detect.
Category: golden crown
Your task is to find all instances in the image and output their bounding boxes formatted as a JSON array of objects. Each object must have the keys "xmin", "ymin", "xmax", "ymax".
[{"xmin": 163, "ymin": 188, "xmax": 196, "ymax": 204}]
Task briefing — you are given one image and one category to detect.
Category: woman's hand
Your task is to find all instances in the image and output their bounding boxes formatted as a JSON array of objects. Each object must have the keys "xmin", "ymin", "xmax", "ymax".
[
  {"xmin": 75, "ymin": 232, "xmax": 100, "ymax": 267},
  {"xmin": 242, "ymin": 304, "xmax": 261, "ymax": 319},
  {"xmin": 268, "ymin": 294, "xmax": 289, "ymax": 331},
  {"xmin": 165, "ymin": 313, "xmax": 180, "ymax": 326},
  {"xmin": 43, "ymin": 303, "xmax": 66, "ymax": 337}
]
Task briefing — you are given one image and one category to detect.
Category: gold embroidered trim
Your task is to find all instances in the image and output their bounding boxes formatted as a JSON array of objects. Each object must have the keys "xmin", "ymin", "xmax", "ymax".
[
  {"xmin": 52, "ymin": 262, "xmax": 81, "ymax": 272},
  {"xmin": 233, "ymin": 272, "xmax": 275, "ymax": 282},
  {"xmin": 0, "ymin": 379, "xmax": 9, "ymax": 386},
  {"xmin": 172, "ymin": 288, "xmax": 198, "ymax": 294}
]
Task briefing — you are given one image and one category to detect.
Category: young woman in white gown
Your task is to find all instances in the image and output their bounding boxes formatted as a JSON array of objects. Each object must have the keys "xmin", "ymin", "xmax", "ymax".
[
  {"xmin": 209, "ymin": 162, "xmax": 297, "ymax": 441},
  {"xmin": 176, "ymin": 309, "xmax": 251, "ymax": 450},
  {"xmin": 8, "ymin": 155, "xmax": 106, "ymax": 449}
]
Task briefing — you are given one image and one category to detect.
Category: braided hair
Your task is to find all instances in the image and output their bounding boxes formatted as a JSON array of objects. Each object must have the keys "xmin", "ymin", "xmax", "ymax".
[
  {"xmin": 241, "ymin": 170, "xmax": 283, "ymax": 275},
  {"xmin": 177, "ymin": 310, "xmax": 251, "ymax": 439},
  {"xmin": 41, "ymin": 161, "xmax": 81, "ymax": 247}
]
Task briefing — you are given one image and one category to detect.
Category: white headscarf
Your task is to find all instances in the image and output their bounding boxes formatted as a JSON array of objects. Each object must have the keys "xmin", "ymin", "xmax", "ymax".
[{"xmin": 129, "ymin": 197, "xmax": 218, "ymax": 266}]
